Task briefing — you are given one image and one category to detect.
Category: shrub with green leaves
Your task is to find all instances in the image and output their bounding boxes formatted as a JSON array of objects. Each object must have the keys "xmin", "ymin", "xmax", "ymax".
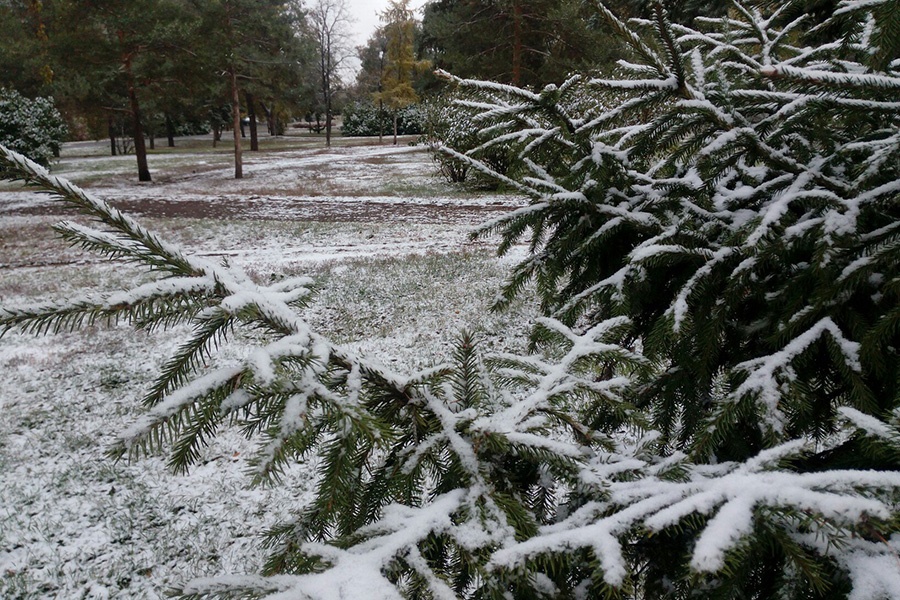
[
  {"xmin": 342, "ymin": 101, "xmax": 422, "ymax": 137},
  {"xmin": 420, "ymin": 90, "xmax": 524, "ymax": 187},
  {"xmin": 0, "ymin": 87, "xmax": 67, "ymax": 168},
  {"xmin": 1, "ymin": 1, "xmax": 899, "ymax": 599}
]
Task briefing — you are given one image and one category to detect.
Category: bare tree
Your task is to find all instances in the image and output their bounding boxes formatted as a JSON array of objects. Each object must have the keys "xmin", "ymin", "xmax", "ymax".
[{"xmin": 307, "ymin": 0, "xmax": 354, "ymax": 146}]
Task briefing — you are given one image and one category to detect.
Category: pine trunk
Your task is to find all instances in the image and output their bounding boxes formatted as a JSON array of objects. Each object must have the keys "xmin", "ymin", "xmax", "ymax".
[
  {"xmin": 325, "ymin": 107, "xmax": 332, "ymax": 147},
  {"xmin": 393, "ymin": 112, "xmax": 398, "ymax": 145},
  {"xmin": 165, "ymin": 113, "xmax": 175, "ymax": 147},
  {"xmin": 246, "ymin": 92, "xmax": 259, "ymax": 151},
  {"xmin": 379, "ymin": 99, "xmax": 384, "ymax": 144},
  {"xmin": 108, "ymin": 115, "xmax": 117, "ymax": 156},
  {"xmin": 230, "ymin": 68, "xmax": 243, "ymax": 179},
  {"xmin": 121, "ymin": 47, "xmax": 151, "ymax": 182}
]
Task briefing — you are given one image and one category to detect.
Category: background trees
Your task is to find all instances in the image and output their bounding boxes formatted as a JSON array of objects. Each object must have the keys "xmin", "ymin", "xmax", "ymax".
[
  {"xmin": 354, "ymin": 27, "xmax": 390, "ymax": 140},
  {"xmin": 43, "ymin": 0, "xmax": 196, "ymax": 181},
  {"xmin": 0, "ymin": 0, "xmax": 53, "ymax": 98},
  {"xmin": 306, "ymin": 0, "xmax": 354, "ymax": 146},
  {"xmin": 420, "ymin": 0, "xmax": 618, "ymax": 87},
  {"xmin": 188, "ymin": 0, "xmax": 308, "ymax": 178},
  {"xmin": 0, "ymin": 0, "xmax": 319, "ymax": 180}
]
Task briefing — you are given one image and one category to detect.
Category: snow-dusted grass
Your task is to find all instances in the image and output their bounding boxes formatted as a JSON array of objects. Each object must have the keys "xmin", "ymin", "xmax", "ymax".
[{"xmin": 0, "ymin": 137, "xmax": 532, "ymax": 598}]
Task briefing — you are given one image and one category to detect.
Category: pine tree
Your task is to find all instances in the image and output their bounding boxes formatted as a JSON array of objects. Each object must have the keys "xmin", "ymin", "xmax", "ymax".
[
  {"xmin": 435, "ymin": 0, "xmax": 900, "ymax": 593},
  {"xmin": 1, "ymin": 1, "xmax": 899, "ymax": 598}
]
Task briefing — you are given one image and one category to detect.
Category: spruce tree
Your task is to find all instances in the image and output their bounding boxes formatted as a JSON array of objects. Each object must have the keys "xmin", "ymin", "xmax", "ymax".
[{"xmin": 1, "ymin": 1, "xmax": 899, "ymax": 598}]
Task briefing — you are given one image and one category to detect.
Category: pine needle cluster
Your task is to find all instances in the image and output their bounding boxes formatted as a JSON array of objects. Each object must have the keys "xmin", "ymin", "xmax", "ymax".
[{"xmin": 1, "ymin": 1, "xmax": 900, "ymax": 598}]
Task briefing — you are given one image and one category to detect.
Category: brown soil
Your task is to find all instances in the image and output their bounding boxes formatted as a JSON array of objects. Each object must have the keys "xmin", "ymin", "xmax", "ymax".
[{"xmin": 3, "ymin": 195, "xmax": 514, "ymax": 225}]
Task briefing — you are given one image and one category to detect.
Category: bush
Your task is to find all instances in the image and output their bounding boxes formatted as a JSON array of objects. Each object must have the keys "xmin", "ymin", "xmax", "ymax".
[
  {"xmin": 0, "ymin": 88, "xmax": 67, "ymax": 168},
  {"xmin": 341, "ymin": 100, "xmax": 422, "ymax": 137},
  {"xmin": 420, "ymin": 91, "xmax": 522, "ymax": 187}
]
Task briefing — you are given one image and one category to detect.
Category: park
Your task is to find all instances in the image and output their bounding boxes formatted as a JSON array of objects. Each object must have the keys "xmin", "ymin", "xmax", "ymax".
[{"xmin": 1, "ymin": 1, "xmax": 899, "ymax": 598}]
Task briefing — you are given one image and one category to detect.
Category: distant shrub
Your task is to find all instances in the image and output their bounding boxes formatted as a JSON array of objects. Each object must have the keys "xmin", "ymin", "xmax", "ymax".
[
  {"xmin": 420, "ymin": 91, "xmax": 519, "ymax": 188},
  {"xmin": 0, "ymin": 88, "xmax": 67, "ymax": 168},
  {"xmin": 342, "ymin": 101, "xmax": 422, "ymax": 137}
]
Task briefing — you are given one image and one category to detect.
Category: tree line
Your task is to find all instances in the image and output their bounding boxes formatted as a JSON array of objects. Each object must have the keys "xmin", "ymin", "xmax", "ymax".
[
  {"xmin": 1, "ymin": 0, "xmax": 855, "ymax": 183},
  {"xmin": 1, "ymin": 0, "xmax": 366, "ymax": 181}
]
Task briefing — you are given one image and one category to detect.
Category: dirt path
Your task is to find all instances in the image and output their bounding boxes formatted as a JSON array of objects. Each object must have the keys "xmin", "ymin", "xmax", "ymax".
[
  {"xmin": 1, "ymin": 138, "xmax": 524, "ymax": 225},
  {"xmin": 3, "ymin": 194, "xmax": 515, "ymax": 225}
]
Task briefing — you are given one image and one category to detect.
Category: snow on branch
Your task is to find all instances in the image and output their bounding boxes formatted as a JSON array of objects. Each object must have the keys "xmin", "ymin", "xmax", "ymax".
[
  {"xmin": 732, "ymin": 318, "xmax": 862, "ymax": 434},
  {"xmin": 760, "ymin": 64, "xmax": 900, "ymax": 89}
]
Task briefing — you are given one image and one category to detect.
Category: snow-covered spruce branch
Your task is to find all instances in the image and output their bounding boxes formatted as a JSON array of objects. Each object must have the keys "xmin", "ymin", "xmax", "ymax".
[
  {"xmin": 0, "ymin": 143, "xmax": 422, "ymax": 473},
  {"xmin": 424, "ymin": 2, "xmax": 900, "ymax": 596},
  {"xmin": 489, "ymin": 438, "xmax": 900, "ymax": 586},
  {"xmin": 0, "ymin": 145, "xmax": 197, "ymax": 276}
]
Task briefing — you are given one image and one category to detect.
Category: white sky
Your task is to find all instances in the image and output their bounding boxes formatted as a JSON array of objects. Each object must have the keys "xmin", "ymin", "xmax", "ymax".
[{"xmin": 345, "ymin": 0, "xmax": 429, "ymax": 49}]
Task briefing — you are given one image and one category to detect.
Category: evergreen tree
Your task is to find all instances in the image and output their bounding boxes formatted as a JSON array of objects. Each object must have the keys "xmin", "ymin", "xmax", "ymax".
[
  {"xmin": 188, "ymin": 0, "xmax": 303, "ymax": 177},
  {"xmin": 355, "ymin": 27, "xmax": 390, "ymax": 141},
  {"xmin": 1, "ymin": 1, "xmax": 899, "ymax": 599},
  {"xmin": 0, "ymin": 0, "xmax": 54, "ymax": 96},
  {"xmin": 420, "ymin": 0, "xmax": 629, "ymax": 86},
  {"xmin": 44, "ymin": 0, "xmax": 193, "ymax": 181}
]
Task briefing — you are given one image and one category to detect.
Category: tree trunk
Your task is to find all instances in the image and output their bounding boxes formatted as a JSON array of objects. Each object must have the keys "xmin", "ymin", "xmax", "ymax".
[
  {"xmin": 108, "ymin": 115, "xmax": 117, "ymax": 156},
  {"xmin": 321, "ymin": 46, "xmax": 331, "ymax": 147},
  {"xmin": 148, "ymin": 133, "xmax": 155, "ymax": 150},
  {"xmin": 246, "ymin": 92, "xmax": 259, "ymax": 151},
  {"xmin": 260, "ymin": 102, "xmax": 274, "ymax": 135},
  {"xmin": 325, "ymin": 106, "xmax": 332, "ymax": 146},
  {"xmin": 393, "ymin": 111, "xmax": 398, "ymax": 145},
  {"xmin": 511, "ymin": 0, "xmax": 523, "ymax": 86},
  {"xmin": 121, "ymin": 45, "xmax": 151, "ymax": 182},
  {"xmin": 230, "ymin": 68, "xmax": 243, "ymax": 179},
  {"xmin": 379, "ymin": 99, "xmax": 384, "ymax": 144},
  {"xmin": 165, "ymin": 113, "xmax": 175, "ymax": 147}
]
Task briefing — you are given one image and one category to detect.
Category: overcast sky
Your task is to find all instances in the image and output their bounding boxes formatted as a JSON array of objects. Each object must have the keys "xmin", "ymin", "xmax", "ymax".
[{"xmin": 344, "ymin": 0, "xmax": 429, "ymax": 49}]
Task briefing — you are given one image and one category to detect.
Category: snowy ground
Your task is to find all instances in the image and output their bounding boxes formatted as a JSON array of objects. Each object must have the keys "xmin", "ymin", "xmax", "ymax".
[{"xmin": 0, "ymin": 133, "xmax": 534, "ymax": 598}]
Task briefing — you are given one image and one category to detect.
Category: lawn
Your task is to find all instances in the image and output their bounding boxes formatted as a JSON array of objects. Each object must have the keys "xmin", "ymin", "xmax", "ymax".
[{"xmin": 0, "ymin": 133, "xmax": 534, "ymax": 598}]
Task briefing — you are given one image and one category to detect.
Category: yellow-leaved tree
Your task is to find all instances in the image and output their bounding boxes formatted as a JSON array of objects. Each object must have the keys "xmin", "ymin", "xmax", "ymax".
[{"xmin": 375, "ymin": 0, "xmax": 429, "ymax": 144}]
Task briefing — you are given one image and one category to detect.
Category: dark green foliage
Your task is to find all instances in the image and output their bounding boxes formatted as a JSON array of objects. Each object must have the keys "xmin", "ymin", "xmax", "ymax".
[
  {"xmin": 445, "ymin": 0, "xmax": 900, "ymax": 461},
  {"xmin": 433, "ymin": 0, "xmax": 900, "ymax": 595},
  {"xmin": 0, "ymin": 87, "xmax": 67, "ymax": 168},
  {"xmin": 420, "ymin": 89, "xmax": 525, "ymax": 187},
  {"xmin": 420, "ymin": 0, "xmax": 624, "ymax": 86},
  {"xmin": 341, "ymin": 101, "xmax": 423, "ymax": 137}
]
